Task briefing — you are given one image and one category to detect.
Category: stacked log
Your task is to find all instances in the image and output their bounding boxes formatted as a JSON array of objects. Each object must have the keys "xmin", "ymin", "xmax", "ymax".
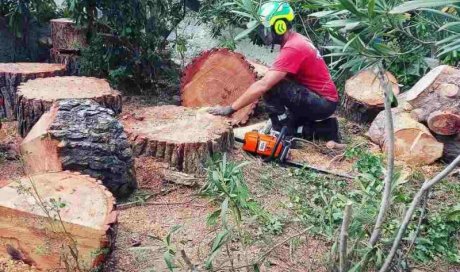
[
  {"xmin": 16, "ymin": 76, "xmax": 122, "ymax": 137},
  {"xmin": 20, "ymin": 99, "xmax": 136, "ymax": 197},
  {"xmin": 0, "ymin": 63, "xmax": 66, "ymax": 120},
  {"xmin": 0, "ymin": 171, "xmax": 117, "ymax": 271},
  {"xmin": 122, "ymin": 105, "xmax": 234, "ymax": 175}
]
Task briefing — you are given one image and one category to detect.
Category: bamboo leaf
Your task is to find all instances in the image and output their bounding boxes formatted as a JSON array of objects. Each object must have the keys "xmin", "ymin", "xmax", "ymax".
[
  {"xmin": 368, "ymin": 0, "xmax": 376, "ymax": 17},
  {"xmin": 235, "ymin": 22, "xmax": 259, "ymax": 41},
  {"xmin": 390, "ymin": 0, "xmax": 460, "ymax": 14},
  {"xmin": 338, "ymin": 0, "xmax": 365, "ymax": 17},
  {"xmin": 309, "ymin": 10, "xmax": 337, "ymax": 18}
]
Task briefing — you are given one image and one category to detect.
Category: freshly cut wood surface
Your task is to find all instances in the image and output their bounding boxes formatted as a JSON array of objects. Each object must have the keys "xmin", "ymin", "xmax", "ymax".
[
  {"xmin": 0, "ymin": 63, "xmax": 66, "ymax": 120},
  {"xmin": 16, "ymin": 76, "xmax": 121, "ymax": 137},
  {"xmin": 122, "ymin": 105, "xmax": 234, "ymax": 174},
  {"xmin": 342, "ymin": 69, "xmax": 399, "ymax": 123},
  {"xmin": 50, "ymin": 48, "xmax": 81, "ymax": 75},
  {"xmin": 427, "ymin": 110, "xmax": 460, "ymax": 136},
  {"xmin": 50, "ymin": 18, "xmax": 87, "ymax": 51},
  {"xmin": 368, "ymin": 108, "xmax": 443, "ymax": 165},
  {"xmin": 0, "ymin": 171, "xmax": 117, "ymax": 271},
  {"xmin": 247, "ymin": 60, "xmax": 269, "ymax": 77},
  {"xmin": 180, "ymin": 48, "xmax": 257, "ymax": 125}
]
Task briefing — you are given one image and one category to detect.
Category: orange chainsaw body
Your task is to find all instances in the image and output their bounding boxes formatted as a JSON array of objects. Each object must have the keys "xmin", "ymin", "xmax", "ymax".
[{"xmin": 242, "ymin": 131, "xmax": 283, "ymax": 158}]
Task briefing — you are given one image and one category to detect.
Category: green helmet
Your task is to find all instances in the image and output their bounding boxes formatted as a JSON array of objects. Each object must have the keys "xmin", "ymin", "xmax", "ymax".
[{"xmin": 258, "ymin": 1, "xmax": 295, "ymax": 29}]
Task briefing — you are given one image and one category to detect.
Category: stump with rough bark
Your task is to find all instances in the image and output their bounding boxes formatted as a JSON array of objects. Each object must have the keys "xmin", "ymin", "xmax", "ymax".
[
  {"xmin": 16, "ymin": 76, "xmax": 122, "ymax": 137},
  {"xmin": 435, "ymin": 134, "xmax": 460, "ymax": 163},
  {"xmin": 0, "ymin": 63, "xmax": 66, "ymax": 120},
  {"xmin": 342, "ymin": 69, "xmax": 400, "ymax": 123},
  {"xmin": 367, "ymin": 108, "xmax": 444, "ymax": 165},
  {"xmin": 180, "ymin": 48, "xmax": 258, "ymax": 125},
  {"xmin": 50, "ymin": 18, "xmax": 87, "ymax": 52},
  {"xmin": 50, "ymin": 48, "xmax": 81, "ymax": 76},
  {"xmin": 20, "ymin": 99, "xmax": 136, "ymax": 197},
  {"xmin": 0, "ymin": 171, "xmax": 117, "ymax": 271},
  {"xmin": 122, "ymin": 105, "xmax": 234, "ymax": 175},
  {"xmin": 399, "ymin": 65, "xmax": 460, "ymax": 136}
]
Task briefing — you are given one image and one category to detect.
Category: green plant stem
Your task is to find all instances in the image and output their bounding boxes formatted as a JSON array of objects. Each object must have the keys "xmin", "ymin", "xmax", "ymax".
[{"xmin": 339, "ymin": 204, "xmax": 353, "ymax": 272}]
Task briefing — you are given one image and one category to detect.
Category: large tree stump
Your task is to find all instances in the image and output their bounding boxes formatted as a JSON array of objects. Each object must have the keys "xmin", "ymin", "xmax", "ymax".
[
  {"xmin": 0, "ymin": 171, "xmax": 117, "ymax": 271},
  {"xmin": 16, "ymin": 76, "xmax": 122, "ymax": 137},
  {"xmin": 50, "ymin": 18, "xmax": 87, "ymax": 52},
  {"xmin": 50, "ymin": 48, "xmax": 81, "ymax": 76},
  {"xmin": 367, "ymin": 108, "xmax": 444, "ymax": 165},
  {"xmin": 122, "ymin": 105, "xmax": 234, "ymax": 175},
  {"xmin": 0, "ymin": 63, "xmax": 66, "ymax": 120},
  {"xmin": 342, "ymin": 69, "xmax": 400, "ymax": 123},
  {"xmin": 20, "ymin": 99, "xmax": 137, "ymax": 197},
  {"xmin": 398, "ymin": 65, "xmax": 460, "ymax": 136},
  {"xmin": 180, "ymin": 48, "xmax": 258, "ymax": 125}
]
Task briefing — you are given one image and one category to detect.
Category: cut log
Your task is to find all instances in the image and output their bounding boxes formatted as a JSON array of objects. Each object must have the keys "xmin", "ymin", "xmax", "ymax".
[
  {"xmin": 0, "ymin": 171, "xmax": 117, "ymax": 271},
  {"xmin": 180, "ymin": 48, "xmax": 258, "ymax": 125},
  {"xmin": 50, "ymin": 48, "xmax": 81, "ymax": 76},
  {"xmin": 398, "ymin": 65, "xmax": 460, "ymax": 135},
  {"xmin": 20, "ymin": 99, "xmax": 137, "ymax": 197},
  {"xmin": 367, "ymin": 108, "xmax": 444, "ymax": 165},
  {"xmin": 342, "ymin": 69, "xmax": 399, "ymax": 124},
  {"xmin": 435, "ymin": 134, "xmax": 460, "ymax": 163},
  {"xmin": 121, "ymin": 105, "xmax": 234, "ymax": 175},
  {"xmin": 16, "ymin": 76, "xmax": 122, "ymax": 137},
  {"xmin": 247, "ymin": 60, "xmax": 269, "ymax": 77},
  {"xmin": 50, "ymin": 18, "xmax": 87, "ymax": 52},
  {"xmin": 0, "ymin": 63, "xmax": 66, "ymax": 120}
]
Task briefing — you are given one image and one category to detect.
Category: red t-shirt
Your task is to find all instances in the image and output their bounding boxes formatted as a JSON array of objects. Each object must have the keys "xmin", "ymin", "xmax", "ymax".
[{"xmin": 270, "ymin": 32, "xmax": 338, "ymax": 102}]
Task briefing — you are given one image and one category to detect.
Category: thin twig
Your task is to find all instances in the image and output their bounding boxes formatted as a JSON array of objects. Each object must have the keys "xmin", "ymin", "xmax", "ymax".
[
  {"xmin": 405, "ymin": 190, "xmax": 429, "ymax": 257},
  {"xmin": 180, "ymin": 249, "xmax": 198, "ymax": 272},
  {"xmin": 339, "ymin": 204, "xmax": 353, "ymax": 272}
]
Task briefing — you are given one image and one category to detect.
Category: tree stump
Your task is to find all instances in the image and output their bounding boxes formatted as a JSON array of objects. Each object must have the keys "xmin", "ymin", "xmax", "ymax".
[
  {"xmin": 16, "ymin": 76, "xmax": 122, "ymax": 137},
  {"xmin": 50, "ymin": 48, "xmax": 81, "ymax": 76},
  {"xmin": 367, "ymin": 108, "xmax": 443, "ymax": 165},
  {"xmin": 180, "ymin": 48, "xmax": 258, "ymax": 125},
  {"xmin": 398, "ymin": 65, "xmax": 460, "ymax": 136},
  {"xmin": 435, "ymin": 134, "xmax": 460, "ymax": 163},
  {"xmin": 342, "ymin": 69, "xmax": 399, "ymax": 123},
  {"xmin": 20, "ymin": 99, "xmax": 137, "ymax": 197},
  {"xmin": 50, "ymin": 18, "xmax": 87, "ymax": 52},
  {"xmin": 122, "ymin": 105, "xmax": 234, "ymax": 175},
  {"xmin": 0, "ymin": 171, "xmax": 117, "ymax": 271},
  {"xmin": 0, "ymin": 63, "xmax": 66, "ymax": 120}
]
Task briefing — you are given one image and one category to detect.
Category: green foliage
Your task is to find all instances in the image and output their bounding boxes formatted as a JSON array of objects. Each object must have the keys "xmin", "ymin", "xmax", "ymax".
[{"xmin": 162, "ymin": 225, "xmax": 182, "ymax": 271}]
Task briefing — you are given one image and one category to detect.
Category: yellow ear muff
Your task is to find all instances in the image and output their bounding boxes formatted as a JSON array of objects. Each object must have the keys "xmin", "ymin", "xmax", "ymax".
[{"xmin": 274, "ymin": 20, "xmax": 287, "ymax": 35}]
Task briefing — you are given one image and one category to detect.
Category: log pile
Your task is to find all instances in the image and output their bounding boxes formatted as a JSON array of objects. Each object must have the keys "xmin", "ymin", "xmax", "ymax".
[
  {"xmin": 0, "ymin": 63, "xmax": 66, "ymax": 120},
  {"xmin": 180, "ymin": 48, "xmax": 258, "ymax": 125},
  {"xmin": 16, "ymin": 76, "xmax": 122, "ymax": 137},
  {"xmin": 20, "ymin": 99, "xmax": 136, "ymax": 197},
  {"xmin": 122, "ymin": 105, "xmax": 234, "ymax": 175},
  {"xmin": 0, "ymin": 171, "xmax": 117, "ymax": 271}
]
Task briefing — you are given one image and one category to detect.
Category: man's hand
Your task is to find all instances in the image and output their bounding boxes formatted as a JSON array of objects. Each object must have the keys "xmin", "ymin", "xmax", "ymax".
[{"xmin": 207, "ymin": 105, "xmax": 236, "ymax": 116}]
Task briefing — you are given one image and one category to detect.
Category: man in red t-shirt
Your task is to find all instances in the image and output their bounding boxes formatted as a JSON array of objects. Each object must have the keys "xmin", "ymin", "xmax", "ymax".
[{"xmin": 209, "ymin": 1, "xmax": 340, "ymax": 142}]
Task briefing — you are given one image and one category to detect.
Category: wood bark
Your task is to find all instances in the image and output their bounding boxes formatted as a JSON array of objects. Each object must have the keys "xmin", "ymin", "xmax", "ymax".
[
  {"xmin": 16, "ymin": 76, "xmax": 122, "ymax": 137},
  {"xmin": 122, "ymin": 105, "xmax": 234, "ymax": 175},
  {"xmin": 0, "ymin": 63, "xmax": 66, "ymax": 120},
  {"xmin": 0, "ymin": 171, "xmax": 117, "ymax": 271},
  {"xmin": 367, "ymin": 108, "xmax": 444, "ymax": 165},
  {"xmin": 50, "ymin": 18, "xmax": 87, "ymax": 52},
  {"xmin": 342, "ymin": 69, "xmax": 399, "ymax": 124},
  {"xmin": 180, "ymin": 48, "xmax": 258, "ymax": 125},
  {"xmin": 50, "ymin": 48, "xmax": 81, "ymax": 76},
  {"xmin": 435, "ymin": 134, "xmax": 460, "ymax": 163},
  {"xmin": 20, "ymin": 99, "xmax": 136, "ymax": 197},
  {"xmin": 399, "ymin": 65, "xmax": 460, "ymax": 135}
]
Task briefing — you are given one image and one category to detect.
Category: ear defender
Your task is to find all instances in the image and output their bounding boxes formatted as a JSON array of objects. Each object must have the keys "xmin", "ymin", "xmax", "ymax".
[{"xmin": 273, "ymin": 19, "xmax": 288, "ymax": 35}]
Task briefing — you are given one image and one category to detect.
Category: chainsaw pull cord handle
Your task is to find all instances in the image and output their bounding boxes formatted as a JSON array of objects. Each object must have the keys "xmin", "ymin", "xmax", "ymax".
[{"xmin": 264, "ymin": 126, "xmax": 287, "ymax": 162}]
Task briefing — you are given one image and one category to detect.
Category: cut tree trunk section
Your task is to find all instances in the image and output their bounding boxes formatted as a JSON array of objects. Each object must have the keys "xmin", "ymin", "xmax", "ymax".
[
  {"xmin": 20, "ymin": 99, "xmax": 136, "ymax": 197},
  {"xmin": 180, "ymin": 48, "xmax": 258, "ymax": 125},
  {"xmin": 50, "ymin": 48, "xmax": 81, "ymax": 76},
  {"xmin": 0, "ymin": 63, "xmax": 66, "ymax": 120},
  {"xmin": 427, "ymin": 110, "xmax": 460, "ymax": 136},
  {"xmin": 0, "ymin": 171, "xmax": 117, "ymax": 271},
  {"xmin": 17, "ymin": 76, "xmax": 122, "ymax": 137},
  {"xmin": 342, "ymin": 69, "xmax": 399, "ymax": 124},
  {"xmin": 122, "ymin": 105, "xmax": 234, "ymax": 175},
  {"xmin": 367, "ymin": 108, "xmax": 444, "ymax": 165},
  {"xmin": 50, "ymin": 18, "xmax": 87, "ymax": 52},
  {"xmin": 435, "ymin": 134, "xmax": 460, "ymax": 163}
]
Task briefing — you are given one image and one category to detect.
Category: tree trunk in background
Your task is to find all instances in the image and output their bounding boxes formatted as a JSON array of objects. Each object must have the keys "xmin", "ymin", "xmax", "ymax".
[{"xmin": 50, "ymin": 18, "xmax": 87, "ymax": 52}]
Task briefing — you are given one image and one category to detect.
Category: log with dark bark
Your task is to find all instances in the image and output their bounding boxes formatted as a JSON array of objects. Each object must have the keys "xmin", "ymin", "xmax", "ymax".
[
  {"xmin": 50, "ymin": 48, "xmax": 81, "ymax": 76},
  {"xmin": 50, "ymin": 18, "xmax": 87, "ymax": 52},
  {"xmin": 16, "ymin": 76, "xmax": 122, "ymax": 137},
  {"xmin": 399, "ymin": 65, "xmax": 460, "ymax": 135},
  {"xmin": 0, "ymin": 171, "xmax": 117, "ymax": 271},
  {"xmin": 180, "ymin": 48, "xmax": 258, "ymax": 125},
  {"xmin": 0, "ymin": 63, "xmax": 66, "ymax": 120},
  {"xmin": 122, "ymin": 105, "xmax": 234, "ymax": 175},
  {"xmin": 435, "ymin": 134, "xmax": 460, "ymax": 163},
  {"xmin": 342, "ymin": 69, "xmax": 399, "ymax": 124},
  {"xmin": 367, "ymin": 108, "xmax": 444, "ymax": 165},
  {"xmin": 20, "ymin": 99, "xmax": 137, "ymax": 197}
]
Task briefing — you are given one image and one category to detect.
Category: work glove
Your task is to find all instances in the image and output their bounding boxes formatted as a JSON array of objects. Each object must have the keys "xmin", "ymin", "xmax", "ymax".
[{"xmin": 207, "ymin": 105, "xmax": 236, "ymax": 116}]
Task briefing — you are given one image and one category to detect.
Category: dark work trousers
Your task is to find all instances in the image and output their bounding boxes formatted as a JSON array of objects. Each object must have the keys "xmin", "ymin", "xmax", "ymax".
[{"xmin": 263, "ymin": 79, "xmax": 338, "ymax": 138}]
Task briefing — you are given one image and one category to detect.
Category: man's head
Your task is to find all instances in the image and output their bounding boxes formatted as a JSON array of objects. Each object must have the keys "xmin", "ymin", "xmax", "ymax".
[{"xmin": 257, "ymin": 1, "xmax": 295, "ymax": 46}]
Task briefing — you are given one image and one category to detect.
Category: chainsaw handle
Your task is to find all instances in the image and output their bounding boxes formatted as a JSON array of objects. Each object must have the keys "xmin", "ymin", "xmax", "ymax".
[{"xmin": 264, "ymin": 126, "xmax": 287, "ymax": 162}]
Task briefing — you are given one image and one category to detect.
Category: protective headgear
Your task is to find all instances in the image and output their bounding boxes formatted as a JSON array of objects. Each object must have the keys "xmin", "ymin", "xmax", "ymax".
[{"xmin": 257, "ymin": 1, "xmax": 295, "ymax": 46}]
